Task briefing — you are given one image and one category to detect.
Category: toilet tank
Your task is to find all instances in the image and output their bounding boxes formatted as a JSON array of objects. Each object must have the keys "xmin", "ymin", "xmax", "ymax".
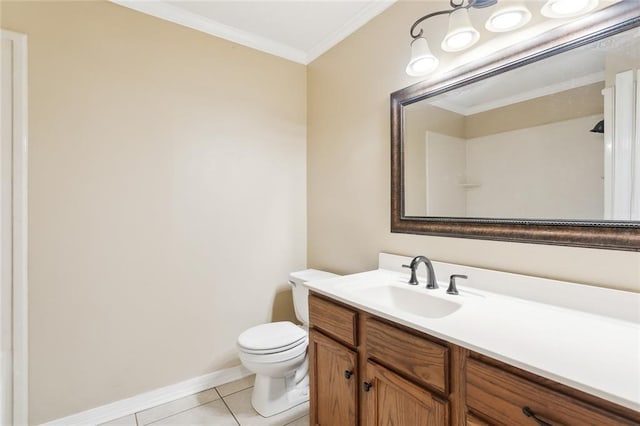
[{"xmin": 289, "ymin": 269, "xmax": 339, "ymax": 326}]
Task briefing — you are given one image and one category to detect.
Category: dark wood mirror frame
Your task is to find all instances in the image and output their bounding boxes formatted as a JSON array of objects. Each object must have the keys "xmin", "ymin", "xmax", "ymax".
[{"xmin": 391, "ymin": 2, "xmax": 640, "ymax": 251}]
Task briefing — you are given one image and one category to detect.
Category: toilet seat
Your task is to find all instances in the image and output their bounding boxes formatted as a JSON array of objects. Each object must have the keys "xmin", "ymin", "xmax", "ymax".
[
  {"xmin": 239, "ymin": 336, "xmax": 306, "ymax": 355},
  {"xmin": 237, "ymin": 321, "xmax": 307, "ymax": 355},
  {"xmin": 239, "ymin": 338, "xmax": 308, "ymax": 364}
]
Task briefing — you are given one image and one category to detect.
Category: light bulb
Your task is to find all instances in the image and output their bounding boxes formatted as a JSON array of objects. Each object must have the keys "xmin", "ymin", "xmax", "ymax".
[
  {"xmin": 409, "ymin": 57, "xmax": 438, "ymax": 74},
  {"xmin": 485, "ymin": 5, "xmax": 531, "ymax": 32},
  {"xmin": 541, "ymin": 0, "xmax": 599, "ymax": 18},
  {"xmin": 445, "ymin": 31, "xmax": 475, "ymax": 50}
]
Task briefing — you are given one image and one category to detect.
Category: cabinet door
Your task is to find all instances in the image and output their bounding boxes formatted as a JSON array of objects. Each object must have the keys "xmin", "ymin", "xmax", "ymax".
[
  {"xmin": 466, "ymin": 413, "xmax": 490, "ymax": 426},
  {"xmin": 363, "ymin": 360, "xmax": 448, "ymax": 426},
  {"xmin": 309, "ymin": 329, "xmax": 358, "ymax": 426}
]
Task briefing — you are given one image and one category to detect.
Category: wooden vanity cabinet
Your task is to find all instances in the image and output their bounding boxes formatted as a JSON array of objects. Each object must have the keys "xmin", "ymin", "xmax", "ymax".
[
  {"xmin": 308, "ymin": 292, "xmax": 640, "ymax": 426},
  {"xmin": 309, "ymin": 293, "xmax": 449, "ymax": 426}
]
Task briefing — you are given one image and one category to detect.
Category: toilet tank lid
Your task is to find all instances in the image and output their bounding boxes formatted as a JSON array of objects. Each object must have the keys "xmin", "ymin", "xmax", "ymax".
[{"xmin": 289, "ymin": 269, "xmax": 339, "ymax": 286}]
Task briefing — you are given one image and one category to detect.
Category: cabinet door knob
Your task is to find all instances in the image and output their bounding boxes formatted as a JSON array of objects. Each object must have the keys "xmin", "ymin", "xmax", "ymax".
[
  {"xmin": 344, "ymin": 370, "xmax": 353, "ymax": 379},
  {"xmin": 522, "ymin": 406, "xmax": 552, "ymax": 426},
  {"xmin": 363, "ymin": 382, "xmax": 373, "ymax": 392}
]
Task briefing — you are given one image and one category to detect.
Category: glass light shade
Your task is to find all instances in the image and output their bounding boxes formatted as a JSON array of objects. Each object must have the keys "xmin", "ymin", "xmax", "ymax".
[
  {"xmin": 485, "ymin": 5, "xmax": 532, "ymax": 32},
  {"xmin": 541, "ymin": 0, "xmax": 599, "ymax": 18},
  {"xmin": 441, "ymin": 7, "xmax": 480, "ymax": 52},
  {"xmin": 406, "ymin": 37, "xmax": 439, "ymax": 76}
]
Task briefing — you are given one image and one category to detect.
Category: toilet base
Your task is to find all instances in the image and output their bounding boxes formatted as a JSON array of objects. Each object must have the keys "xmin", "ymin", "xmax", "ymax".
[{"xmin": 251, "ymin": 369, "xmax": 309, "ymax": 417}]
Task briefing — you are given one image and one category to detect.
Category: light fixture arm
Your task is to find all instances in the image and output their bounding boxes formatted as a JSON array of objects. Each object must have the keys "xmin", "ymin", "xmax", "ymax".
[
  {"xmin": 409, "ymin": 0, "xmax": 498, "ymax": 40},
  {"xmin": 410, "ymin": 9, "xmax": 455, "ymax": 39}
]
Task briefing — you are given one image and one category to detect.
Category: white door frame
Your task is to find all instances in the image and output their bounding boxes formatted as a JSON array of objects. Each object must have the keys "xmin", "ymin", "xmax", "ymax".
[{"xmin": 1, "ymin": 28, "xmax": 29, "ymax": 426}]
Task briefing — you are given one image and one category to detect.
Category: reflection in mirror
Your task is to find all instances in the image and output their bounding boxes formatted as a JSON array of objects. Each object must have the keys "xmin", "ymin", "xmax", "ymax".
[{"xmin": 403, "ymin": 28, "xmax": 640, "ymax": 221}]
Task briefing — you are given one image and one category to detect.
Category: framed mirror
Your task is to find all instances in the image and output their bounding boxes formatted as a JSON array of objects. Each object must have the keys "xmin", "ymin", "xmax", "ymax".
[{"xmin": 391, "ymin": 2, "xmax": 640, "ymax": 251}]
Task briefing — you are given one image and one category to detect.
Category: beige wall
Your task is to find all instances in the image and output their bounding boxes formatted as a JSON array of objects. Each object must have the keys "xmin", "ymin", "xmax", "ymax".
[
  {"xmin": 307, "ymin": 1, "xmax": 640, "ymax": 291},
  {"xmin": 2, "ymin": 1, "xmax": 306, "ymax": 423},
  {"xmin": 465, "ymin": 82, "xmax": 605, "ymax": 138}
]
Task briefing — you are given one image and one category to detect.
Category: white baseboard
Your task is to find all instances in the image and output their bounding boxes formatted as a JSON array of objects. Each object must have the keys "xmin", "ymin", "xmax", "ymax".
[{"xmin": 42, "ymin": 364, "xmax": 251, "ymax": 426}]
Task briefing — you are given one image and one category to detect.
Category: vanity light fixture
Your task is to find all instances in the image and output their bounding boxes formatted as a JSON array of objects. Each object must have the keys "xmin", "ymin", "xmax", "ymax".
[
  {"xmin": 406, "ymin": 0, "xmax": 505, "ymax": 77},
  {"xmin": 406, "ymin": 0, "xmax": 599, "ymax": 77}
]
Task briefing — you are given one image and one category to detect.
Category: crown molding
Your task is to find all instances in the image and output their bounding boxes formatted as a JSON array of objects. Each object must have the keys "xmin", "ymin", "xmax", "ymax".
[
  {"xmin": 110, "ymin": 0, "xmax": 308, "ymax": 64},
  {"xmin": 306, "ymin": 0, "xmax": 396, "ymax": 64},
  {"xmin": 111, "ymin": 0, "xmax": 396, "ymax": 65}
]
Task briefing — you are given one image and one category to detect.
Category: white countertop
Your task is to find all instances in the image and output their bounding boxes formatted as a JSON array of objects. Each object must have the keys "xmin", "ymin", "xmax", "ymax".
[{"xmin": 304, "ymin": 254, "xmax": 640, "ymax": 412}]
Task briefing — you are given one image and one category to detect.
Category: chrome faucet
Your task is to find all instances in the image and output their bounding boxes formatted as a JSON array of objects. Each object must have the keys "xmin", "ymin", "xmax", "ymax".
[{"xmin": 402, "ymin": 255, "xmax": 438, "ymax": 289}]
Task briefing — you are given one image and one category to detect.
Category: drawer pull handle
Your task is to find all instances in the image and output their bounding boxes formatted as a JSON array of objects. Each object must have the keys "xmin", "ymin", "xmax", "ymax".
[
  {"xmin": 344, "ymin": 370, "xmax": 353, "ymax": 379},
  {"xmin": 363, "ymin": 382, "xmax": 373, "ymax": 392},
  {"xmin": 523, "ymin": 406, "xmax": 552, "ymax": 426}
]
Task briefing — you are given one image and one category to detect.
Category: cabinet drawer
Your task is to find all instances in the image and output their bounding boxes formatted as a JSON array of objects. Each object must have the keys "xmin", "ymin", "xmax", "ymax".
[
  {"xmin": 466, "ymin": 358, "xmax": 635, "ymax": 426},
  {"xmin": 365, "ymin": 318, "xmax": 448, "ymax": 394},
  {"xmin": 309, "ymin": 294, "xmax": 357, "ymax": 346}
]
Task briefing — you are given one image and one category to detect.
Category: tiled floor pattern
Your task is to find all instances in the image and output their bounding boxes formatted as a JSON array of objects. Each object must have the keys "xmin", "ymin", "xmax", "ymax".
[{"xmin": 99, "ymin": 375, "xmax": 309, "ymax": 426}]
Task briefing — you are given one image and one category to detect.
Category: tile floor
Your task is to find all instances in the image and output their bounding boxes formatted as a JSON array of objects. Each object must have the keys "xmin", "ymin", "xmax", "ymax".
[{"xmin": 99, "ymin": 375, "xmax": 309, "ymax": 426}]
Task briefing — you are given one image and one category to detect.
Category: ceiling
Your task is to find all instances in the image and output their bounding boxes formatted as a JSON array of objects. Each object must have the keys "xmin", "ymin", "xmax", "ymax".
[
  {"xmin": 110, "ymin": 0, "xmax": 396, "ymax": 64},
  {"xmin": 429, "ymin": 46, "xmax": 608, "ymax": 116},
  {"xmin": 111, "ymin": 0, "xmax": 622, "ymax": 67}
]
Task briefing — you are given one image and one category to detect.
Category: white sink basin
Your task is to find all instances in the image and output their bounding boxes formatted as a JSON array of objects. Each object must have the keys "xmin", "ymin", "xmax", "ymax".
[{"xmin": 356, "ymin": 285, "xmax": 462, "ymax": 319}]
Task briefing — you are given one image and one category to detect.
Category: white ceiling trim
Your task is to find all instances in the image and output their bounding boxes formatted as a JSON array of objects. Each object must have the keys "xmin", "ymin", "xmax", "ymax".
[
  {"xmin": 111, "ymin": 0, "xmax": 396, "ymax": 65},
  {"xmin": 111, "ymin": 0, "xmax": 308, "ymax": 63},
  {"xmin": 305, "ymin": 0, "xmax": 395, "ymax": 64},
  {"xmin": 431, "ymin": 71, "xmax": 607, "ymax": 116}
]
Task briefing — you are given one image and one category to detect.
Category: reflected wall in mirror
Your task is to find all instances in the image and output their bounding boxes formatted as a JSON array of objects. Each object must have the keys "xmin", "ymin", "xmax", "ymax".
[{"xmin": 391, "ymin": 2, "xmax": 640, "ymax": 250}]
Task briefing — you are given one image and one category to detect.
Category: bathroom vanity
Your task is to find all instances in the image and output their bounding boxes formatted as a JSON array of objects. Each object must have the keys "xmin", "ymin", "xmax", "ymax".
[{"xmin": 305, "ymin": 254, "xmax": 640, "ymax": 426}]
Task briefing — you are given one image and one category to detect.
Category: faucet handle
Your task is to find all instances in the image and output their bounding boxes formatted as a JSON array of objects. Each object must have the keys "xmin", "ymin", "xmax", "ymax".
[
  {"xmin": 447, "ymin": 274, "xmax": 468, "ymax": 295},
  {"xmin": 402, "ymin": 264, "xmax": 419, "ymax": 285}
]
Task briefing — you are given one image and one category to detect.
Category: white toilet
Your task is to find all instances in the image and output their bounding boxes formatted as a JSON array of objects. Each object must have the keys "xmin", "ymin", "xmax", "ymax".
[{"xmin": 237, "ymin": 269, "xmax": 338, "ymax": 417}]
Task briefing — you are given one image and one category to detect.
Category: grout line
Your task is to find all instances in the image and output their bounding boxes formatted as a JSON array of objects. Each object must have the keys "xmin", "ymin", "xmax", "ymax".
[
  {"xmin": 141, "ymin": 389, "xmax": 222, "ymax": 426},
  {"xmin": 215, "ymin": 384, "xmax": 254, "ymax": 399},
  {"xmin": 214, "ymin": 375, "xmax": 255, "ymax": 399},
  {"xmin": 134, "ymin": 378, "xmax": 253, "ymax": 426},
  {"xmin": 283, "ymin": 413, "xmax": 308, "ymax": 426},
  {"xmin": 217, "ymin": 388, "xmax": 241, "ymax": 426}
]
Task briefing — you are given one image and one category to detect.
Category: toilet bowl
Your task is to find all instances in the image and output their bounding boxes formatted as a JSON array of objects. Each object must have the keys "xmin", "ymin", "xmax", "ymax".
[{"xmin": 237, "ymin": 269, "xmax": 338, "ymax": 417}]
